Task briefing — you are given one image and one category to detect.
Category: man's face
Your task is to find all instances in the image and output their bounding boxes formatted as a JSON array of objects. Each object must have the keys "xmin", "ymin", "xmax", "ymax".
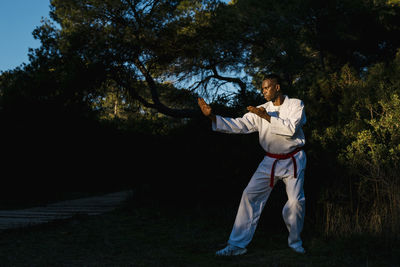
[{"xmin": 261, "ymin": 79, "xmax": 280, "ymax": 101}]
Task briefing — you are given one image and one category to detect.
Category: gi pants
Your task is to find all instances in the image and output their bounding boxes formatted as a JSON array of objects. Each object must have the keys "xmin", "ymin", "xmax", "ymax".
[{"xmin": 227, "ymin": 150, "xmax": 306, "ymax": 250}]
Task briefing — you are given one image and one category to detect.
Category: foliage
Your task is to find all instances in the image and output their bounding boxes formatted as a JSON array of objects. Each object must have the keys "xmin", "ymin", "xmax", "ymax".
[
  {"xmin": 308, "ymin": 50, "xmax": 400, "ymax": 237},
  {"xmin": 1, "ymin": 0, "xmax": 400, "ymax": 239}
]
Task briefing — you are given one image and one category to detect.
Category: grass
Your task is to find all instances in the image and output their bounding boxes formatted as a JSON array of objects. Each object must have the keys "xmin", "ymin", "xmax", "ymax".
[{"xmin": 1, "ymin": 196, "xmax": 399, "ymax": 266}]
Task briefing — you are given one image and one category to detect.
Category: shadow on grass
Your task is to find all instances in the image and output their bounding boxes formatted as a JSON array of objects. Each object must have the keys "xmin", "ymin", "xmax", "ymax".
[{"xmin": 0, "ymin": 194, "xmax": 399, "ymax": 266}]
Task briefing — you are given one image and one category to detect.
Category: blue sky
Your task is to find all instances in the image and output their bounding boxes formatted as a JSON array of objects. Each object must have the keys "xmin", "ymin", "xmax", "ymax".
[
  {"xmin": 0, "ymin": 0, "xmax": 231, "ymax": 73},
  {"xmin": 0, "ymin": 0, "xmax": 51, "ymax": 72}
]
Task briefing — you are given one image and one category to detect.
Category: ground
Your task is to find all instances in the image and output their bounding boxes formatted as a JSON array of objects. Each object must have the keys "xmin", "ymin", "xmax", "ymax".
[{"xmin": 0, "ymin": 196, "xmax": 399, "ymax": 266}]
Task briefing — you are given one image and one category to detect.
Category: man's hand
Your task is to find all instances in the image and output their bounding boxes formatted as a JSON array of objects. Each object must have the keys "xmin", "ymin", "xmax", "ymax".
[
  {"xmin": 247, "ymin": 106, "xmax": 271, "ymax": 122},
  {"xmin": 198, "ymin": 97, "xmax": 216, "ymax": 122}
]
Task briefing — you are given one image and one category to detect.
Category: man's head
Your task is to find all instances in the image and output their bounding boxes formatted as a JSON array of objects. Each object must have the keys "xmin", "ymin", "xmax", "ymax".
[{"xmin": 261, "ymin": 74, "xmax": 282, "ymax": 102}]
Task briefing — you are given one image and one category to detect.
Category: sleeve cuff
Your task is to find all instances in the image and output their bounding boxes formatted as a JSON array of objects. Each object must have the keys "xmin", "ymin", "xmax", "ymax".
[{"xmin": 211, "ymin": 115, "xmax": 220, "ymax": 131}]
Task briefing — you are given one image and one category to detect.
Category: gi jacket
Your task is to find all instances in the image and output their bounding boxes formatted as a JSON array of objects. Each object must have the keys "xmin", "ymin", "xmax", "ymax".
[{"xmin": 212, "ymin": 95, "xmax": 306, "ymax": 155}]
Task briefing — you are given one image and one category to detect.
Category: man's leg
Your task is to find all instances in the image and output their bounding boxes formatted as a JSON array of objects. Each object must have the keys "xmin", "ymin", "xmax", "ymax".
[
  {"xmin": 227, "ymin": 160, "xmax": 272, "ymax": 249},
  {"xmin": 282, "ymin": 169, "xmax": 306, "ymax": 251}
]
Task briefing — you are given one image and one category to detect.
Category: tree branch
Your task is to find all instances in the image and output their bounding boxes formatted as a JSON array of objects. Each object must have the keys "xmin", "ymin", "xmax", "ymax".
[
  {"xmin": 114, "ymin": 62, "xmax": 200, "ymax": 118},
  {"xmin": 211, "ymin": 66, "xmax": 247, "ymax": 93}
]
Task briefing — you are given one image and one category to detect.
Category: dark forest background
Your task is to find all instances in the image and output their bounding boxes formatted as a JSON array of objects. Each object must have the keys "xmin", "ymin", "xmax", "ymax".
[{"xmin": 1, "ymin": 0, "xmax": 400, "ymax": 239}]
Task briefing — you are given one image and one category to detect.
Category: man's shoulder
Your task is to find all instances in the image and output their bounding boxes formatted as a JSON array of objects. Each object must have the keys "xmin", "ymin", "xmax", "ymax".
[{"xmin": 286, "ymin": 96, "xmax": 304, "ymax": 107}]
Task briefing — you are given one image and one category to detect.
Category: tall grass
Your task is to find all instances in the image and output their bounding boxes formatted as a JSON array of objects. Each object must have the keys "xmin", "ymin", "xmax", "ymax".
[{"xmin": 323, "ymin": 175, "xmax": 400, "ymax": 239}]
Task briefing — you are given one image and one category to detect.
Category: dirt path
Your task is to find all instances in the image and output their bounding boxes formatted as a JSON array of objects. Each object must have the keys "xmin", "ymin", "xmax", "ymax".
[{"xmin": 0, "ymin": 190, "xmax": 132, "ymax": 231}]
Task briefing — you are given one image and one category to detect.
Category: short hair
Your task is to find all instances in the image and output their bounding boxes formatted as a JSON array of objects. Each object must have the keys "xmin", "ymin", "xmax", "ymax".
[{"xmin": 263, "ymin": 73, "xmax": 282, "ymax": 86}]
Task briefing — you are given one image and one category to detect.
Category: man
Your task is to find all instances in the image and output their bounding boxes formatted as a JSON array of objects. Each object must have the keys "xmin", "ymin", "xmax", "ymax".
[{"xmin": 197, "ymin": 74, "xmax": 307, "ymax": 256}]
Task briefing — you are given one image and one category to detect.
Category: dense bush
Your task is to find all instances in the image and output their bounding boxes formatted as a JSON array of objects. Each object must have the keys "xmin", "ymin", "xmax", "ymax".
[{"xmin": 305, "ymin": 50, "xmax": 400, "ymax": 238}]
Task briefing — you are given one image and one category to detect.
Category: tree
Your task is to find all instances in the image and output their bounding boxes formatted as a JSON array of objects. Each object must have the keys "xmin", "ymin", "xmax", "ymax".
[{"xmin": 34, "ymin": 0, "xmax": 236, "ymax": 118}]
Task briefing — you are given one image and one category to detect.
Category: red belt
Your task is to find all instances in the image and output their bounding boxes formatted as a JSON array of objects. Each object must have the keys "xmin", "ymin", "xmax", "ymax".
[{"xmin": 266, "ymin": 147, "xmax": 302, "ymax": 187}]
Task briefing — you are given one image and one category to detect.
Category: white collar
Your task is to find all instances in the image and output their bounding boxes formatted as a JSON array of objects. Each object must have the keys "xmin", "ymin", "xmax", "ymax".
[{"xmin": 268, "ymin": 95, "xmax": 288, "ymax": 108}]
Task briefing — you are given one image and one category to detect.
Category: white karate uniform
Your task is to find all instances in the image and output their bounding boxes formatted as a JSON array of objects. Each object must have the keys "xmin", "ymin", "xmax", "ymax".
[{"xmin": 212, "ymin": 95, "xmax": 307, "ymax": 250}]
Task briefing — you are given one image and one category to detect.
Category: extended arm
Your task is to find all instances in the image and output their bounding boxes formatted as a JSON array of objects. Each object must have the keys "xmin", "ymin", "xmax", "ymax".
[{"xmin": 198, "ymin": 97, "xmax": 258, "ymax": 134}]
